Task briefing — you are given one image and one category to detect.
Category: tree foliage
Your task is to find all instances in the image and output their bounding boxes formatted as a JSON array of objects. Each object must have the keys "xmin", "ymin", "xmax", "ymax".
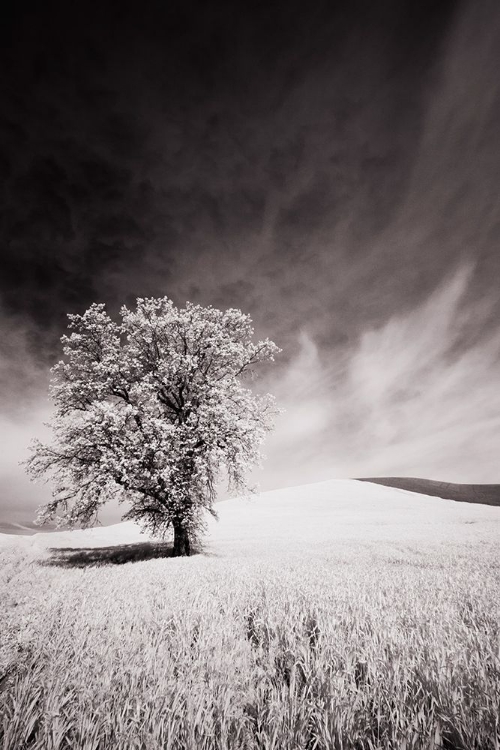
[{"xmin": 26, "ymin": 298, "xmax": 280, "ymax": 554}]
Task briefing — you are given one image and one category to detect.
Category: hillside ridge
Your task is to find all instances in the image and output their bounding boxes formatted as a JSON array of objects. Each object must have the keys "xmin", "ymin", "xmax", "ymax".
[{"xmin": 358, "ymin": 477, "xmax": 500, "ymax": 507}]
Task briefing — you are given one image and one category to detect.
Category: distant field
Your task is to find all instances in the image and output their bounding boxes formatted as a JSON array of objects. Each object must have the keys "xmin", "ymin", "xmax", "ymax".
[
  {"xmin": 1, "ymin": 480, "xmax": 499, "ymax": 750},
  {"xmin": 358, "ymin": 477, "xmax": 500, "ymax": 506}
]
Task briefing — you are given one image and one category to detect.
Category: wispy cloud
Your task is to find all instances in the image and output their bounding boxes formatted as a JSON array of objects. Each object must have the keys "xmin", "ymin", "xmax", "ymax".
[{"xmin": 261, "ymin": 264, "xmax": 500, "ymax": 487}]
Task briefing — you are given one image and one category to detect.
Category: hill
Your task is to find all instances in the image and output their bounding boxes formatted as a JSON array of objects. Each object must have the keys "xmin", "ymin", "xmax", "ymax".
[
  {"xmin": 358, "ymin": 477, "xmax": 500, "ymax": 506},
  {"xmin": 1, "ymin": 478, "xmax": 498, "ymax": 558},
  {"xmin": 2, "ymin": 476, "xmax": 499, "ymax": 542}
]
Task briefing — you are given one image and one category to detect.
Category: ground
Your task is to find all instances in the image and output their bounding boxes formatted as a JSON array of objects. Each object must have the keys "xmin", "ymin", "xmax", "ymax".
[{"xmin": 1, "ymin": 480, "xmax": 499, "ymax": 749}]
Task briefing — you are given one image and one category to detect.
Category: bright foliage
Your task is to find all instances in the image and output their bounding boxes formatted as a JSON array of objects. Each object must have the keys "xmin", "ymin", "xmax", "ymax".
[{"xmin": 26, "ymin": 298, "xmax": 280, "ymax": 539}]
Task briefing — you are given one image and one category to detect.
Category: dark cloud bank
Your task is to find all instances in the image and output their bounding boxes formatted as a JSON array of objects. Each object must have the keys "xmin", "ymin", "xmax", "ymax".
[{"xmin": 1, "ymin": 0, "xmax": 500, "ymax": 524}]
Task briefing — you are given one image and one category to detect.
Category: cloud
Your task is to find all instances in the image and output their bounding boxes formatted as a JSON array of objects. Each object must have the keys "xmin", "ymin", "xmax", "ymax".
[
  {"xmin": 259, "ymin": 264, "xmax": 500, "ymax": 487},
  {"xmin": 0, "ymin": 308, "xmax": 51, "ymax": 415},
  {"xmin": 270, "ymin": 331, "xmax": 332, "ymax": 446}
]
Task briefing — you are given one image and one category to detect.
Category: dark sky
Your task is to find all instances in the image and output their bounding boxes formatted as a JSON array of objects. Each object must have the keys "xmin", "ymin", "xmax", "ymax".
[{"xmin": 1, "ymin": 0, "xmax": 500, "ymax": 526}]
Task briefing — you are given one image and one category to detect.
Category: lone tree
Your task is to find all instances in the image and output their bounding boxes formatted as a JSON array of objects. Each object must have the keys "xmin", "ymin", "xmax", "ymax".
[{"xmin": 26, "ymin": 298, "xmax": 280, "ymax": 556}]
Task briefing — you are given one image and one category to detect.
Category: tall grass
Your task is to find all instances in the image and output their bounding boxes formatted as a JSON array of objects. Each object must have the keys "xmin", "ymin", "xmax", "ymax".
[{"xmin": 1, "ymin": 540, "xmax": 499, "ymax": 749}]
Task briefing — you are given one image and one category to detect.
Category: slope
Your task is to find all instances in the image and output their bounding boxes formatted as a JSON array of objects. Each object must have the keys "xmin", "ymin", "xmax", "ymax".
[
  {"xmin": 2, "ymin": 479, "xmax": 498, "ymax": 558},
  {"xmin": 358, "ymin": 477, "xmax": 500, "ymax": 506}
]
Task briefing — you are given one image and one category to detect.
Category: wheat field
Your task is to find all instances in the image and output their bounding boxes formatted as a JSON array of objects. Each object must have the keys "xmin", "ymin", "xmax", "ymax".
[{"xmin": 1, "ymin": 480, "xmax": 499, "ymax": 749}]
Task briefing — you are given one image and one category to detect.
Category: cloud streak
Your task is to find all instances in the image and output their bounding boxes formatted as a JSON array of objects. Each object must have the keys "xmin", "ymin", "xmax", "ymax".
[{"xmin": 262, "ymin": 264, "xmax": 500, "ymax": 488}]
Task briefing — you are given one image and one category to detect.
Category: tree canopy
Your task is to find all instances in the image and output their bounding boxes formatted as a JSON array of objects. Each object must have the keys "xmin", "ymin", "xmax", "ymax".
[{"xmin": 26, "ymin": 298, "xmax": 280, "ymax": 555}]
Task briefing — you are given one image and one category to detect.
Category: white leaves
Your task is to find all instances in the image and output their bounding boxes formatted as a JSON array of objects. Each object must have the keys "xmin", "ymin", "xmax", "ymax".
[{"xmin": 27, "ymin": 296, "xmax": 280, "ymax": 536}]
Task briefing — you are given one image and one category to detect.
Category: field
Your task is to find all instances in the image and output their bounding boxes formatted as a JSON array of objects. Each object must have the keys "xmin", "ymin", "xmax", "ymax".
[{"xmin": 1, "ymin": 479, "xmax": 499, "ymax": 750}]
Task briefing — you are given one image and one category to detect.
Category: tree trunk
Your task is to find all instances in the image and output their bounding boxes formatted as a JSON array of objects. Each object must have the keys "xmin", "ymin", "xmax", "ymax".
[{"xmin": 173, "ymin": 521, "xmax": 191, "ymax": 557}]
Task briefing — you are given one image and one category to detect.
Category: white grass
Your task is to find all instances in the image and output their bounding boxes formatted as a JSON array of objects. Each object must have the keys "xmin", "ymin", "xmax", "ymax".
[{"xmin": 1, "ymin": 479, "xmax": 499, "ymax": 749}]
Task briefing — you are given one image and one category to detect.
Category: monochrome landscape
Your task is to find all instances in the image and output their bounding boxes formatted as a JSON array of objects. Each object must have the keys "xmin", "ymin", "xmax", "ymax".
[{"xmin": 1, "ymin": 0, "xmax": 500, "ymax": 747}]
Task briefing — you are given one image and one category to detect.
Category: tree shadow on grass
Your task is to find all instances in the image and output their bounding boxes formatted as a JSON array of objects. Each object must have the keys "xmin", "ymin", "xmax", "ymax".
[{"xmin": 41, "ymin": 541, "xmax": 200, "ymax": 568}]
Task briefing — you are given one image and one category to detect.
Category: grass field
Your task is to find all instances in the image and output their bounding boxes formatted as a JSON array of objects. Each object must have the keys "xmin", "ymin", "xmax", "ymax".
[{"xmin": 1, "ymin": 479, "xmax": 499, "ymax": 749}]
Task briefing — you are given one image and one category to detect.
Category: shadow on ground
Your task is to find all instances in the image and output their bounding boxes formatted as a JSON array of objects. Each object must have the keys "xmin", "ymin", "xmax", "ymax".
[{"xmin": 41, "ymin": 541, "xmax": 200, "ymax": 568}]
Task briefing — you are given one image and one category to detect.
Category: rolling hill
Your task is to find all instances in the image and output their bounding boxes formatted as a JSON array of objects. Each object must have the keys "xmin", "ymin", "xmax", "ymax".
[{"xmin": 1, "ymin": 478, "xmax": 498, "ymax": 557}]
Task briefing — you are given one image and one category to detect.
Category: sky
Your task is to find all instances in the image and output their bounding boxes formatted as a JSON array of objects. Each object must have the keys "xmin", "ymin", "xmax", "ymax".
[{"xmin": 1, "ymin": 0, "xmax": 500, "ymax": 527}]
